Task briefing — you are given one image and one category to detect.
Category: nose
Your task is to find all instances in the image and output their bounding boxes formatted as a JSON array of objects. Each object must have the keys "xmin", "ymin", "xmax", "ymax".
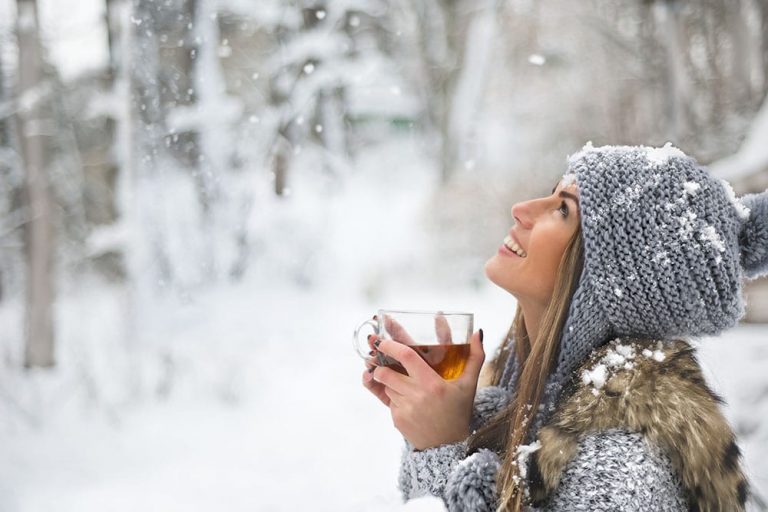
[{"xmin": 511, "ymin": 200, "xmax": 534, "ymax": 229}]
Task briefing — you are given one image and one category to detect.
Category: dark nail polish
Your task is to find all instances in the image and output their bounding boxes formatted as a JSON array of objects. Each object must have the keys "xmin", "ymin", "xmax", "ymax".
[
  {"xmin": 479, "ymin": 329, "xmax": 484, "ymax": 343},
  {"xmin": 374, "ymin": 339, "xmax": 381, "ymax": 348},
  {"xmin": 373, "ymin": 315, "xmax": 378, "ymax": 320},
  {"xmin": 368, "ymin": 366, "xmax": 376, "ymax": 373},
  {"xmin": 368, "ymin": 350, "xmax": 374, "ymax": 356}
]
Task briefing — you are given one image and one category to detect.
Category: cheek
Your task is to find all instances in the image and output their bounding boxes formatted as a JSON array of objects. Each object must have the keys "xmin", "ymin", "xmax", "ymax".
[{"xmin": 528, "ymin": 233, "xmax": 570, "ymax": 279}]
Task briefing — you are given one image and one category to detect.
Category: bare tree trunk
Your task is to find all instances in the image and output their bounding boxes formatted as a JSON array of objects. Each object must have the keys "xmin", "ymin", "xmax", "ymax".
[
  {"xmin": 757, "ymin": 0, "xmax": 768, "ymax": 97},
  {"xmin": 652, "ymin": 0, "xmax": 692, "ymax": 142},
  {"xmin": 725, "ymin": 0, "xmax": 752, "ymax": 108},
  {"xmin": 16, "ymin": 0, "xmax": 55, "ymax": 368},
  {"xmin": 413, "ymin": 0, "xmax": 462, "ymax": 184}
]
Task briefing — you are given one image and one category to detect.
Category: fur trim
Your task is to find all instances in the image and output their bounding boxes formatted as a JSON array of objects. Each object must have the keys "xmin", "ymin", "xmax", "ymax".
[{"xmin": 528, "ymin": 337, "xmax": 749, "ymax": 512}]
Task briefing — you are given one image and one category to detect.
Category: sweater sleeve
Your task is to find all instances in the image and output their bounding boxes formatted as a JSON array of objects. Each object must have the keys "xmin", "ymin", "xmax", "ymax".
[
  {"xmin": 397, "ymin": 386, "xmax": 509, "ymax": 508},
  {"xmin": 539, "ymin": 429, "xmax": 688, "ymax": 512},
  {"xmin": 397, "ymin": 439, "xmax": 501, "ymax": 511}
]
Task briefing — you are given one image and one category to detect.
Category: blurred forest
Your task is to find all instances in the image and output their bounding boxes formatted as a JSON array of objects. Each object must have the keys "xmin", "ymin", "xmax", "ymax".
[
  {"xmin": 2, "ymin": 1, "xmax": 768, "ymax": 509},
  {"xmin": 0, "ymin": 0, "xmax": 767, "ymax": 371}
]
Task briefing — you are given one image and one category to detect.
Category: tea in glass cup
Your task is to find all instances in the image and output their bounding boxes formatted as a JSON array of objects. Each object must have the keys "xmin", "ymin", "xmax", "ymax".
[{"xmin": 353, "ymin": 310, "xmax": 473, "ymax": 381}]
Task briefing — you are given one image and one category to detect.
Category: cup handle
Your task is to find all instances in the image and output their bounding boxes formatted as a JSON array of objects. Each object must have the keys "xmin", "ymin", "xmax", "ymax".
[{"xmin": 353, "ymin": 318, "xmax": 379, "ymax": 358}]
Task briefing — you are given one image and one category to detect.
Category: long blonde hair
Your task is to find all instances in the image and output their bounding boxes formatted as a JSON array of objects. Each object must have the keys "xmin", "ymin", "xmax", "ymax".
[{"xmin": 468, "ymin": 223, "xmax": 584, "ymax": 511}]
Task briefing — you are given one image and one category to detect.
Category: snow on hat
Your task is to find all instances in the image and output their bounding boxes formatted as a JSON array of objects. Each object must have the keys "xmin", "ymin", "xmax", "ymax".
[{"xmin": 501, "ymin": 141, "xmax": 768, "ymax": 437}]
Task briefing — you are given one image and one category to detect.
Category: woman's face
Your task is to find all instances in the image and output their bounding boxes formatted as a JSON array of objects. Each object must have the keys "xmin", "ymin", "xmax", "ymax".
[{"xmin": 484, "ymin": 178, "xmax": 581, "ymax": 307}]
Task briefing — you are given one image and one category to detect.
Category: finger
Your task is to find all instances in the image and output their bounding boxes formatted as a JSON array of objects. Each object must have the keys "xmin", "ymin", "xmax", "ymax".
[
  {"xmin": 459, "ymin": 329, "xmax": 486, "ymax": 384},
  {"xmin": 383, "ymin": 314, "xmax": 417, "ymax": 345},
  {"xmin": 371, "ymin": 365, "xmax": 413, "ymax": 396},
  {"xmin": 383, "ymin": 385, "xmax": 403, "ymax": 408},
  {"xmin": 434, "ymin": 312, "xmax": 453, "ymax": 344},
  {"xmin": 375, "ymin": 338, "xmax": 434, "ymax": 382},
  {"xmin": 362, "ymin": 368, "xmax": 391, "ymax": 406},
  {"xmin": 367, "ymin": 334, "xmax": 380, "ymax": 352}
]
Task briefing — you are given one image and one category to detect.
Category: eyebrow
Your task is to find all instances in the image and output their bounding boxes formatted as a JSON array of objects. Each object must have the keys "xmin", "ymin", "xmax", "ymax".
[
  {"xmin": 558, "ymin": 190, "xmax": 579, "ymax": 205},
  {"xmin": 551, "ymin": 183, "xmax": 580, "ymax": 205}
]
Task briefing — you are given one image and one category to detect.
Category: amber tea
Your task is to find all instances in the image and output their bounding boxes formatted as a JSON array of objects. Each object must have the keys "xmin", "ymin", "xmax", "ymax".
[
  {"xmin": 376, "ymin": 343, "xmax": 471, "ymax": 380},
  {"xmin": 354, "ymin": 309, "xmax": 474, "ymax": 381}
]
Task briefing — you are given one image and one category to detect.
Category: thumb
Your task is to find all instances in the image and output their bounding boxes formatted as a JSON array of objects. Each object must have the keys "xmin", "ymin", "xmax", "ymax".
[{"xmin": 460, "ymin": 329, "xmax": 485, "ymax": 383}]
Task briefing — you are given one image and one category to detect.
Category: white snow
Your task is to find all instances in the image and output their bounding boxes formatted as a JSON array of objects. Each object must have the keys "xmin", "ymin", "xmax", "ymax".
[
  {"xmin": 683, "ymin": 181, "xmax": 701, "ymax": 195},
  {"xmin": 644, "ymin": 142, "xmax": 687, "ymax": 165},
  {"xmin": 560, "ymin": 173, "xmax": 577, "ymax": 188},
  {"xmin": 653, "ymin": 250, "xmax": 671, "ymax": 266},
  {"xmin": 568, "ymin": 141, "xmax": 686, "ymax": 167},
  {"xmin": 581, "ymin": 340, "xmax": 640, "ymax": 393},
  {"xmin": 582, "ymin": 364, "xmax": 608, "ymax": 390},
  {"xmin": 700, "ymin": 225, "xmax": 726, "ymax": 253},
  {"xmin": 615, "ymin": 344, "xmax": 635, "ymax": 358},
  {"xmin": 719, "ymin": 179, "xmax": 751, "ymax": 220},
  {"xmin": 515, "ymin": 440, "xmax": 542, "ymax": 479},
  {"xmin": 2, "ymin": 285, "xmax": 768, "ymax": 511},
  {"xmin": 603, "ymin": 350, "xmax": 626, "ymax": 367},
  {"xmin": 37, "ymin": 0, "xmax": 109, "ymax": 81}
]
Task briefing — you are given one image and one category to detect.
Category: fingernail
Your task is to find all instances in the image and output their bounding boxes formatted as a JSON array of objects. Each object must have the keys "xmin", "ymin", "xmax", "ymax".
[
  {"xmin": 373, "ymin": 314, "xmax": 378, "ymax": 320},
  {"xmin": 368, "ymin": 366, "xmax": 376, "ymax": 373},
  {"xmin": 368, "ymin": 350, "xmax": 375, "ymax": 356},
  {"xmin": 374, "ymin": 339, "xmax": 381, "ymax": 348},
  {"xmin": 479, "ymin": 329, "xmax": 484, "ymax": 343},
  {"xmin": 367, "ymin": 334, "xmax": 373, "ymax": 341}
]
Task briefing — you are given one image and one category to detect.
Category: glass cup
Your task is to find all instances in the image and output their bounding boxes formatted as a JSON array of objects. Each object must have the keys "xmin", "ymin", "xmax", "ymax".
[{"xmin": 353, "ymin": 309, "xmax": 473, "ymax": 381}]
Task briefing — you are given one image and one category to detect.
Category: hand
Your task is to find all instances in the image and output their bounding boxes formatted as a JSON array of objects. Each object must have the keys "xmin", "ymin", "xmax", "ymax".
[{"xmin": 370, "ymin": 329, "xmax": 485, "ymax": 450}]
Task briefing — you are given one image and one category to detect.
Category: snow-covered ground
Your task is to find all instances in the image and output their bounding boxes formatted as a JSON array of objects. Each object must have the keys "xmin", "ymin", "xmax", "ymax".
[{"xmin": 0, "ymin": 279, "xmax": 766, "ymax": 511}]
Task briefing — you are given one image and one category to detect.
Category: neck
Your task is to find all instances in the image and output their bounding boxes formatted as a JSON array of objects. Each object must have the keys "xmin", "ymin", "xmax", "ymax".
[{"xmin": 520, "ymin": 302, "xmax": 545, "ymax": 345}]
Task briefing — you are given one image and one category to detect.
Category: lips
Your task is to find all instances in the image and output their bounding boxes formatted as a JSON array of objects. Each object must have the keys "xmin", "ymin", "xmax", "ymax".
[{"xmin": 503, "ymin": 231, "xmax": 527, "ymax": 258}]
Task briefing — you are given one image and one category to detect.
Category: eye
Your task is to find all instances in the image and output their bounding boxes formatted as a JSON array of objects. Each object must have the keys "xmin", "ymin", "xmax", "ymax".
[{"xmin": 558, "ymin": 201, "xmax": 569, "ymax": 217}]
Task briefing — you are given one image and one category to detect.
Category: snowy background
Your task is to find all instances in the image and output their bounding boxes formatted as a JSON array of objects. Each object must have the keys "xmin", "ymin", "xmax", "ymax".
[{"xmin": 1, "ymin": 1, "xmax": 768, "ymax": 511}]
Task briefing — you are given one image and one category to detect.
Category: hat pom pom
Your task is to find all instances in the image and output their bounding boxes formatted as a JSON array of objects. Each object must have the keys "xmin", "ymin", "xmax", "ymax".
[{"xmin": 740, "ymin": 190, "xmax": 768, "ymax": 280}]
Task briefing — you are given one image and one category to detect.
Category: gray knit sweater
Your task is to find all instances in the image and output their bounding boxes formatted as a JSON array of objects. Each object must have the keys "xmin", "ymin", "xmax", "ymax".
[{"xmin": 397, "ymin": 386, "xmax": 688, "ymax": 511}]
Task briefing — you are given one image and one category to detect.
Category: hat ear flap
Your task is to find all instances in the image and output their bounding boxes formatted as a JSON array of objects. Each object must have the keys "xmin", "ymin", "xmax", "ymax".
[{"xmin": 739, "ymin": 190, "xmax": 768, "ymax": 280}]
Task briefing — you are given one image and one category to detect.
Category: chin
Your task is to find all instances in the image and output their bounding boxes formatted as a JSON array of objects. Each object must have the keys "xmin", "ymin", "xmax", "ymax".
[{"xmin": 484, "ymin": 257, "xmax": 515, "ymax": 295}]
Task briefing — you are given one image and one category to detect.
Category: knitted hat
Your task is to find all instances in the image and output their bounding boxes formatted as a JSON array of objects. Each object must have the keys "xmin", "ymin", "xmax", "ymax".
[{"xmin": 500, "ymin": 142, "xmax": 768, "ymax": 436}]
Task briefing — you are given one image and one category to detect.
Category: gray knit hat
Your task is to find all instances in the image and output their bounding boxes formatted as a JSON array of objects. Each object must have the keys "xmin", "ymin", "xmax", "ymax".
[{"xmin": 501, "ymin": 142, "xmax": 768, "ymax": 436}]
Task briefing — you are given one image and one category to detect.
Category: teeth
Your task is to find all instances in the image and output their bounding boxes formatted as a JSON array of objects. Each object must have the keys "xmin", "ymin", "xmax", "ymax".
[{"xmin": 503, "ymin": 235, "xmax": 527, "ymax": 257}]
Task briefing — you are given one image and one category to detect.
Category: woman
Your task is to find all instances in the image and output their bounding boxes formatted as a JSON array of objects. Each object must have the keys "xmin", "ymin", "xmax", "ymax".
[{"xmin": 362, "ymin": 142, "xmax": 768, "ymax": 511}]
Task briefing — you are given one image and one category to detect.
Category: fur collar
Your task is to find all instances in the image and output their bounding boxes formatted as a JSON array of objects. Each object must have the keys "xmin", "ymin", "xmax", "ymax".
[{"xmin": 527, "ymin": 337, "xmax": 749, "ymax": 512}]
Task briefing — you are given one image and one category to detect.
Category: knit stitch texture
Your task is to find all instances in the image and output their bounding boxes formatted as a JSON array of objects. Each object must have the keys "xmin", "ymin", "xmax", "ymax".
[{"xmin": 540, "ymin": 429, "xmax": 687, "ymax": 512}]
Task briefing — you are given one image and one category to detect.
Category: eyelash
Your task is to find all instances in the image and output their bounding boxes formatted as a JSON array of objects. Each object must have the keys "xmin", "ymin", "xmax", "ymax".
[{"xmin": 558, "ymin": 201, "xmax": 569, "ymax": 217}]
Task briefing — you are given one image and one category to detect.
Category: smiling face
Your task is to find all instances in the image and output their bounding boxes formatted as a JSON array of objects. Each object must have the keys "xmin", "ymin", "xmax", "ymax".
[{"xmin": 484, "ymin": 177, "xmax": 581, "ymax": 307}]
